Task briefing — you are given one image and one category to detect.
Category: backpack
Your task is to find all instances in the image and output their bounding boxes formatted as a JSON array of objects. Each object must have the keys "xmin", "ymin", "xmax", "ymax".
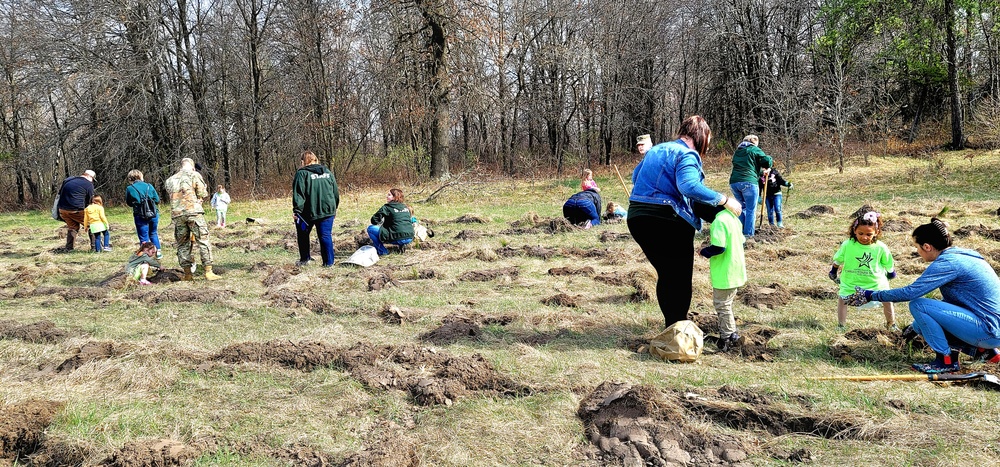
[{"xmin": 136, "ymin": 186, "xmax": 157, "ymax": 220}]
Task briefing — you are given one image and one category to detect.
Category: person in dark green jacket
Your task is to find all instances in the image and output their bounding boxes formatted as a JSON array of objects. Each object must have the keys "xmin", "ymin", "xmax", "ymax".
[
  {"xmin": 292, "ymin": 151, "xmax": 340, "ymax": 266},
  {"xmin": 367, "ymin": 188, "xmax": 415, "ymax": 255},
  {"xmin": 729, "ymin": 134, "xmax": 773, "ymax": 238}
]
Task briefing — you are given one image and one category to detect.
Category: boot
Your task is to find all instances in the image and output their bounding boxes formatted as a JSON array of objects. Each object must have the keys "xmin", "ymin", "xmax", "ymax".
[
  {"xmin": 182, "ymin": 266, "xmax": 193, "ymax": 281},
  {"xmin": 204, "ymin": 265, "xmax": 220, "ymax": 281},
  {"xmin": 66, "ymin": 229, "xmax": 77, "ymax": 250}
]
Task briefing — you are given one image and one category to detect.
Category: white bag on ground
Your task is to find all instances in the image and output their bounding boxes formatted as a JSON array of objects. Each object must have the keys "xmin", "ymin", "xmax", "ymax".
[
  {"xmin": 344, "ymin": 245, "xmax": 379, "ymax": 267},
  {"xmin": 649, "ymin": 320, "xmax": 704, "ymax": 362}
]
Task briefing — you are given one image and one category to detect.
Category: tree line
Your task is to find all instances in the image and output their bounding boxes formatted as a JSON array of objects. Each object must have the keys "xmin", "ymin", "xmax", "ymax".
[{"xmin": 1, "ymin": 0, "xmax": 998, "ymax": 207}]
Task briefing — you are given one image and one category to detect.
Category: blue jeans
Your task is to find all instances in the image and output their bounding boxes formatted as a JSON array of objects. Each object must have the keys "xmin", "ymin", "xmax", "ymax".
[
  {"xmin": 730, "ymin": 182, "xmax": 758, "ymax": 237},
  {"xmin": 92, "ymin": 230, "xmax": 109, "ymax": 251},
  {"xmin": 367, "ymin": 225, "xmax": 413, "ymax": 256},
  {"xmin": 909, "ymin": 297, "xmax": 1000, "ymax": 355},
  {"xmin": 764, "ymin": 193, "xmax": 783, "ymax": 225},
  {"xmin": 296, "ymin": 215, "xmax": 335, "ymax": 266},
  {"xmin": 134, "ymin": 214, "xmax": 162, "ymax": 250},
  {"xmin": 562, "ymin": 198, "xmax": 600, "ymax": 226}
]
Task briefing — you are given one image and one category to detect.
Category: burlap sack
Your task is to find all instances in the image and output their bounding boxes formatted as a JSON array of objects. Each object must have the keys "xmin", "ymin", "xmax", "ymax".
[{"xmin": 649, "ymin": 320, "xmax": 704, "ymax": 362}]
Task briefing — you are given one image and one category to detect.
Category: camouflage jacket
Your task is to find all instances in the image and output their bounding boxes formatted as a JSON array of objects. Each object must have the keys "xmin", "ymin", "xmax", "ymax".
[{"xmin": 164, "ymin": 168, "xmax": 208, "ymax": 216}]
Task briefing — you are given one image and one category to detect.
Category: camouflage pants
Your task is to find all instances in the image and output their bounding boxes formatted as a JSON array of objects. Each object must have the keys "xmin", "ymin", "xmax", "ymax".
[{"xmin": 174, "ymin": 214, "xmax": 213, "ymax": 267}]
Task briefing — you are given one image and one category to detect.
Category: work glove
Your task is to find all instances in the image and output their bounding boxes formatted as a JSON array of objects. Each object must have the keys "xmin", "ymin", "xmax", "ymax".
[
  {"xmin": 787, "ymin": 182, "xmax": 793, "ymax": 189},
  {"xmin": 699, "ymin": 245, "xmax": 726, "ymax": 258},
  {"xmin": 828, "ymin": 265, "xmax": 840, "ymax": 284},
  {"xmin": 886, "ymin": 270, "xmax": 897, "ymax": 280},
  {"xmin": 844, "ymin": 286, "xmax": 874, "ymax": 307}
]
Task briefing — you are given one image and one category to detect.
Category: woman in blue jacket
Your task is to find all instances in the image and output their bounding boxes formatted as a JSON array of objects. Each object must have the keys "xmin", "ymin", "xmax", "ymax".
[
  {"xmin": 849, "ymin": 219, "xmax": 1000, "ymax": 373},
  {"xmin": 125, "ymin": 169, "xmax": 163, "ymax": 259},
  {"xmin": 627, "ymin": 116, "xmax": 743, "ymax": 328}
]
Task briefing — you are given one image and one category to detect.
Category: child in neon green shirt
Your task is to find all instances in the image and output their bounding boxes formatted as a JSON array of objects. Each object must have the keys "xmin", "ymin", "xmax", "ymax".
[{"xmin": 695, "ymin": 203, "xmax": 747, "ymax": 351}]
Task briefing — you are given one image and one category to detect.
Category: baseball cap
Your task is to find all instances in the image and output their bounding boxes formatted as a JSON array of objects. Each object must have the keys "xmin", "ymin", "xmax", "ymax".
[{"xmin": 84, "ymin": 169, "xmax": 97, "ymax": 181}]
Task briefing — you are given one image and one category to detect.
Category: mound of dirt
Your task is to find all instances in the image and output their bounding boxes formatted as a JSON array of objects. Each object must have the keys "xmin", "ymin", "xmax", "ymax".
[
  {"xmin": 881, "ymin": 217, "xmax": 913, "ymax": 232},
  {"xmin": 498, "ymin": 227, "xmax": 544, "ymax": 235},
  {"xmin": 579, "ymin": 381, "xmax": 882, "ymax": 466},
  {"xmin": 98, "ymin": 439, "xmax": 200, "ymax": 467},
  {"xmin": 496, "ymin": 245, "xmax": 558, "ymax": 259},
  {"xmin": 548, "ymin": 266, "xmax": 595, "ymax": 276},
  {"xmin": 264, "ymin": 289, "xmax": 338, "ymax": 314},
  {"xmin": 628, "ymin": 269, "xmax": 656, "ymax": 302},
  {"xmin": 541, "ymin": 293, "xmax": 580, "ymax": 308},
  {"xmin": 751, "ymin": 224, "xmax": 787, "ymax": 243},
  {"xmin": 25, "ymin": 438, "xmax": 92, "ymax": 466},
  {"xmin": 578, "ymin": 382, "xmax": 748, "ymax": 466},
  {"xmin": 417, "ymin": 269, "xmax": 439, "ymax": 279},
  {"xmin": 0, "ymin": 320, "xmax": 70, "ymax": 344},
  {"xmin": 125, "ymin": 288, "xmax": 236, "ymax": 304},
  {"xmin": 455, "ymin": 214, "xmax": 490, "ymax": 224},
  {"xmin": 504, "ymin": 216, "xmax": 574, "ymax": 234},
  {"xmin": 953, "ymin": 224, "xmax": 1000, "ymax": 241},
  {"xmin": 593, "ymin": 272, "xmax": 629, "ymax": 286},
  {"xmin": 848, "ymin": 204, "xmax": 875, "ymax": 219},
  {"xmin": 739, "ymin": 283, "xmax": 791, "ymax": 309},
  {"xmin": 599, "ymin": 231, "xmax": 631, "ymax": 242},
  {"xmin": 454, "ymin": 230, "xmax": 483, "ymax": 240},
  {"xmin": 794, "ymin": 205, "xmax": 834, "ymax": 219},
  {"xmin": 262, "ymin": 267, "xmax": 292, "ymax": 287},
  {"xmin": 215, "ymin": 340, "xmax": 340, "ymax": 370},
  {"xmin": 459, "ymin": 266, "xmax": 519, "ymax": 282},
  {"xmin": 420, "ymin": 316, "xmax": 481, "ymax": 344},
  {"xmin": 830, "ymin": 327, "xmax": 925, "ymax": 363},
  {"xmin": 23, "ymin": 286, "xmax": 108, "ymax": 302},
  {"xmin": 52, "ymin": 341, "xmax": 126, "ymax": 374},
  {"xmin": 335, "ymin": 342, "xmax": 530, "ymax": 406},
  {"xmin": 0, "ymin": 399, "xmax": 65, "ymax": 461},
  {"xmin": 791, "ymin": 286, "xmax": 838, "ymax": 300},
  {"xmin": 367, "ymin": 272, "xmax": 399, "ymax": 291},
  {"xmin": 340, "ymin": 430, "xmax": 419, "ymax": 467},
  {"xmin": 721, "ymin": 325, "xmax": 781, "ymax": 361}
]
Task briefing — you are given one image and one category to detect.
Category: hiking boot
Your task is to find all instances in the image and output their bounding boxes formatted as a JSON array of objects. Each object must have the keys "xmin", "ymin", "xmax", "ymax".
[
  {"xmin": 295, "ymin": 258, "xmax": 314, "ymax": 267},
  {"xmin": 719, "ymin": 333, "xmax": 741, "ymax": 352},
  {"xmin": 912, "ymin": 352, "xmax": 961, "ymax": 374},
  {"xmin": 204, "ymin": 265, "xmax": 220, "ymax": 281},
  {"xmin": 971, "ymin": 347, "xmax": 1000, "ymax": 364},
  {"xmin": 182, "ymin": 266, "xmax": 193, "ymax": 281}
]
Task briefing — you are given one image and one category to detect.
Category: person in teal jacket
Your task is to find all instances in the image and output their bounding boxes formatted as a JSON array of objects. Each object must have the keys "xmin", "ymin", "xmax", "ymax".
[
  {"xmin": 292, "ymin": 151, "xmax": 340, "ymax": 266},
  {"xmin": 367, "ymin": 188, "xmax": 415, "ymax": 255},
  {"xmin": 729, "ymin": 135, "xmax": 773, "ymax": 238}
]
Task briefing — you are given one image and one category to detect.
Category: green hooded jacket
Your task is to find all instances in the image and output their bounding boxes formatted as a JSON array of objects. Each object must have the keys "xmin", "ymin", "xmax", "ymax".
[
  {"xmin": 371, "ymin": 201, "xmax": 414, "ymax": 242},
  {"xmin": 292, "ymin": 164, "xmax": 340, "ymax": 222}
]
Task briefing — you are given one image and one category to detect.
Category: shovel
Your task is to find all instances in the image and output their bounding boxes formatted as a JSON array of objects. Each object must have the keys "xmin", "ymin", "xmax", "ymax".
[{"xmin": 811, "ymin": 372, "xmax": 1000, "ymax": 389}]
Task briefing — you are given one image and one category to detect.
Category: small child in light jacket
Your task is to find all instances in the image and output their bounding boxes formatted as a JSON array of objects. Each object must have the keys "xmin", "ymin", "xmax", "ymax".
[
  {"xmin": 210, "ymin": 185, "xmax": 231, "ymax": 228},
  {"xmin": 83, "ymin": 195, "xmax": 111, "ymax": 252},
  {"xmin": 694, "ymin": 202, "xmax": 747, "ymax": 351}
]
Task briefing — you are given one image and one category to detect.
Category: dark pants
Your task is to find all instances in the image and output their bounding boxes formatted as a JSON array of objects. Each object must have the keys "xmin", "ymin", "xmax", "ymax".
[
  {"xmin": 296, "ymin": 215, "xmax": 335, "ymax": 266},
  {"xmin": 627, "ymin": 214, "xmax": 696, "ymax": 328}
]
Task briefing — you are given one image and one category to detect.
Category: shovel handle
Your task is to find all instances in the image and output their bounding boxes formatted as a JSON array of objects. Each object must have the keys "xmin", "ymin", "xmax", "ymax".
[{"xmin": 811, "ymin": 372, "xmax": 986, "ymax": 382}]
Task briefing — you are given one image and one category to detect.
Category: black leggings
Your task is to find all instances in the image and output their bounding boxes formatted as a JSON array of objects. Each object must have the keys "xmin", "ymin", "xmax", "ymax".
[{"xmin": 627, "ymin": 214, "xmax": 695, "ymax": 327}]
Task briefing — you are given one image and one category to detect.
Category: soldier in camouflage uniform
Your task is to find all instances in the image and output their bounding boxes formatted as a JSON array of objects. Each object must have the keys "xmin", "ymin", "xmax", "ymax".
[{"xmin": 164, "ymin": 158, "xmax": 220, "ymax": 281}]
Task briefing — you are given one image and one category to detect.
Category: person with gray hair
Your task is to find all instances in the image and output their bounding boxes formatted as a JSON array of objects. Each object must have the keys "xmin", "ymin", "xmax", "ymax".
[
  {"xmin": 729, "ymin": 134, "xmax": 773, "ymax": 238},
  {"xmin": 164, "ymin": 158, "xmax": 219, "ymax": 280}
]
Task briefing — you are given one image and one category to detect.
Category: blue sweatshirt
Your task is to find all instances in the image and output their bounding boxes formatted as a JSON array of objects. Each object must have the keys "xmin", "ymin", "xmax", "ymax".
[{"xmin": 872, "ymin": 247, "xmax": 1000, "ymax": 335}]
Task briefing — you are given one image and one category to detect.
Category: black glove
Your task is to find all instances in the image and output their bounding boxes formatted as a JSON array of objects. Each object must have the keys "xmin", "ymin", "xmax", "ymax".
[
  {"xmin": 700, "ymin": 245, "xmax": 726, "ymax": 258},
  {"xmin": 886, "ymin": 271, "xmax": 897, "ymax": 280},
  {"xmin": 828, "ymin": 266, "xmax": 840, "ymax": 284}
]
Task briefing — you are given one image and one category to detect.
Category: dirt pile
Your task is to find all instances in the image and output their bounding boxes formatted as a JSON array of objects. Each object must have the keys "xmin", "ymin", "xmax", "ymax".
[
  {"xmin": 548, "ymin": 266, "xmax": 595, "ymax": 277},
  {"xmin": 98, "ymin": 439, "xmax": 200, "ymax": 466},
  {"xmin": 126, "ymin": 288, "xmax": 236, "ymax": 304},
  {"xmin": 740, "ymin": 283, "xmax": 791, "ymax": 309},
  {"xmin": 541, "ymin": 293, "xmax": 580, "ymax": 308},
  {"xmin": 0, "ymin": 399, "xmax": 65, "ymax": 462},
  {"xmin": 49, "ymin": 341, "xmax": 128, "ymax": 374},
  {"xmin": 419, "ymin": 313, "xmax": 515, "ymax": 344},
  {"xmin": 722, "ymin": 325, "xmax": 781, "ymax": 361},
  {"xmin": 336, "ymin": 342, "xmax": 531, "ymax": 406},
  {"xmin": 496, "ymin": 245, "xmax": 558, "ymax": 259},
  {"xmin": 830, "ymin": 327, "xmax": 924, "ymax": 363},
  {"xmin": 599, "ymin": 231, "xmax": 631, "ymax": 242},
  {"xmin": 340, "ymin": 429, "xmax": 419, "ymax": 467},
  {"xmin": 459, "ymin": 266, "xmax": 519, "ymax": 282},
  {"xmin": 264, "ymin": 288, "xmax": 338, "ymax": 314},
  {"xmin": 0, "ymin": 320, "xmax": 70, "ymax": 343},
  {"xmin": 953, "ymin": 224, "xmax": 1000, "ymax": 241},
  {"xmin": 794, "ymin": 205, "xmax": 834, "ymax": 219},
  {"xmin": 214, "ymin": 340, "xmax": 340, "ymax": 370},
  {"xmin": 579, "ymin": 381, "xmax": 883, "ymax": 465}
]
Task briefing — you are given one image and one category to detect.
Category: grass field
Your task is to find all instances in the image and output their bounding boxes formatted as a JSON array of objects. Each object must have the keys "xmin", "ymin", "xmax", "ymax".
[{"xmin": 2, "ymin": 151, "xmax": 1000, "ymax": 466}]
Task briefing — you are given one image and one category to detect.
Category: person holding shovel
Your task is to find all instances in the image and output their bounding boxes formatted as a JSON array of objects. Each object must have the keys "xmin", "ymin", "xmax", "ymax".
[
  {"xmin": 729, "ymin": 135, "xmax": 773, "ymax": 238},
  {"xmin": 628, "ymin": 115, "xmax": 742, "ymax": 329},
  {"xmin": 758, "ymin": 167, "xmax": 792, "ymax": 228},
  {"xmin": 846, "ymin": 218, "xmax": 1000, "ymax": 373}
]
